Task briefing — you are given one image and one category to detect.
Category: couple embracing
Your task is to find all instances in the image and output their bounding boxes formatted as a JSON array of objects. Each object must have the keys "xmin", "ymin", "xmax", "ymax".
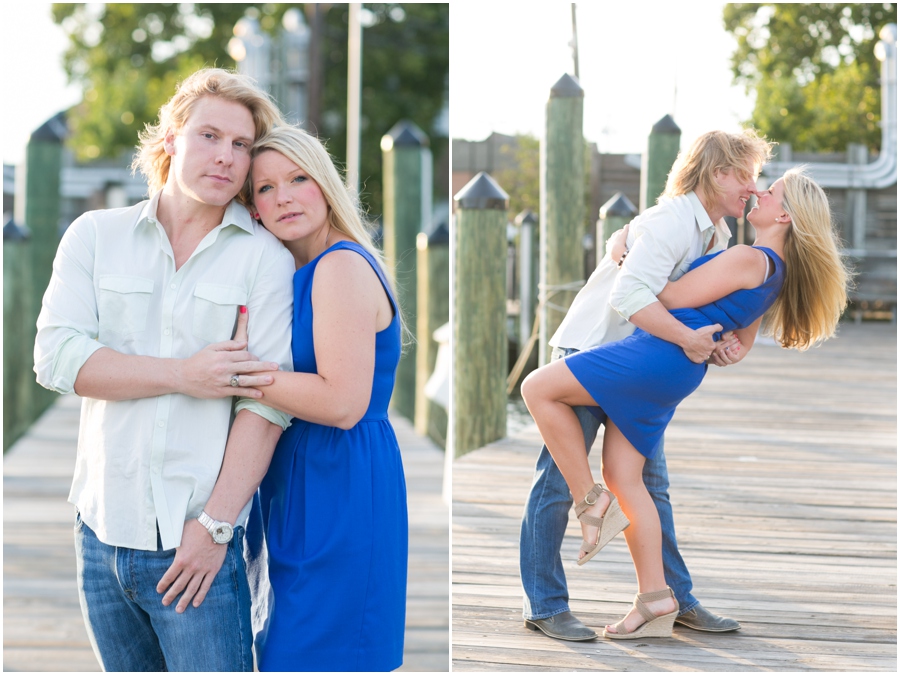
[
  {"xmin": 520, "ymin": 129, "xmax": 850, "ymax": 640},
  {"xmin": 34, "ymin": 68, "xmax": 407, "ymax": 671}
]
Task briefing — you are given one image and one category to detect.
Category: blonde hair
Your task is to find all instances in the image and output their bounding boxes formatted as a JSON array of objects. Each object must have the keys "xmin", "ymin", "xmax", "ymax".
[
  {"xmin": 132, "ymin": 68, "xmax": 283, "ymax": 200},
  {"xmin": 762, "ymin": 167, "xmax": 851, "ymax": 350},
  {"xmin": 664, "ymin": 129, "xmax": 774, "ymax": 201},
  {"xmin": 250, "ymin": 125, "xmax": 407, "ymax": 335}
]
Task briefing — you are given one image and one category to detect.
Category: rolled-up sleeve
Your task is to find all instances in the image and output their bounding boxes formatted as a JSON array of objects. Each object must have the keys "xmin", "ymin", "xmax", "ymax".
[
  {"xmin": 610, "ymin": 210, "xmax": 691, "ymax": 320},
  {"xmin": 233, "ymin": 244, "xmax": 295, "ymax": 429},
  {"xmin": 34, "ymin": 215, "xmax": 106, "ymax": 394}
]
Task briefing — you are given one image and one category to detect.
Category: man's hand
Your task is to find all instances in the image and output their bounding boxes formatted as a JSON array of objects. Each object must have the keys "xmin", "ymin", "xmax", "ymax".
[
  {"xmin": 681, "ymin": 323, "xmax": 723, "ymax": 364},
  {"xmin": 606, "ymin": 223, "xmax": 629, "ymax": 262},
  {"xmin": 175, "ymin": 306, "xmax": 278, "ymax": 399},
  {"xmin": 157, "ymin": 518, "xmax": 228, "ymax": 613},
  {"xmin": 709, "ymin": 330, "xmax": 745, "ymax": 367}
]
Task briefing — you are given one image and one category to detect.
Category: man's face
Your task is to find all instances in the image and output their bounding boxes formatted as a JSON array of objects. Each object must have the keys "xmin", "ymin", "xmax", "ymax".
[
  {"xmin": 164, "ymin": 96, "xmax": 255, "ymax": 207},
  {"xmin": 714, "ymin": 162, "xmax": 759, "ymax": 220}
]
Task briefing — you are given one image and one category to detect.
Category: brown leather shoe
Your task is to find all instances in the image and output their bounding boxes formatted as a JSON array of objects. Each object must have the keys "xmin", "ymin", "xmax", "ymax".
[
  {"xmin": 674, "ymin": 604, "xmax": 741, "ymax": 632},
  {"xmin": 524, "ymin": 610, "xmax": 598, "ymax": 641}
]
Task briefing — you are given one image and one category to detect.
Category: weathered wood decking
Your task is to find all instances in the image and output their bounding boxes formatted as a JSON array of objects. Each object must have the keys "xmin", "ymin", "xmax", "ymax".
[
  {"xmin": 453, "ymin": 322, "xmax": 897, "ymax": 672},
  {"xmin": 3, "ymin": 395, "xmax": 449, "ymax": 672}
]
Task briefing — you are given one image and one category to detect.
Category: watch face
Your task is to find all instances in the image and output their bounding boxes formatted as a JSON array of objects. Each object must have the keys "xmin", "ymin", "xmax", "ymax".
[{"xmin": 212, "ymin": 523, "xmax": 233, "ymax": 544}]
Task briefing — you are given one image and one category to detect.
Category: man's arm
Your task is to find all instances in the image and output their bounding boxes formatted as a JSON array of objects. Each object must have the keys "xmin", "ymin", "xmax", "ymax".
[{"xmin": 156, "ymin": 408, "xmax": 282, "ymax": 612}]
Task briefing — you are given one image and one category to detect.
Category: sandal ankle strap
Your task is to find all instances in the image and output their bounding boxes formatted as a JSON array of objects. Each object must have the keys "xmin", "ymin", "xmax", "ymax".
[
  {"xmin": 574, "ymin": 483, "xmax": 606, "ymax": 517},
  {"xmin": 636, "ymin": 587, "xmax": 674, "ymax": 603}
]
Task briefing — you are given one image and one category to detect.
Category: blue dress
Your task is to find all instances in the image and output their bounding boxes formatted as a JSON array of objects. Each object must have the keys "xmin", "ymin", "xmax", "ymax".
[
  {"xmin": 253, "ymin": 241, "xmax": 408, "ymax": 672},
  {"xmin": 565, "ymin": 246, "xmax": 784, "ymax": 459}
]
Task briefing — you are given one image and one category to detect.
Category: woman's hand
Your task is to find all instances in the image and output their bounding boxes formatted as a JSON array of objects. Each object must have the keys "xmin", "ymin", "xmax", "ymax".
[
  {"xmin": 606, "ymin": 223, "xmax": 629, "ymax": 263},
  {"xmin": 708, "ymin": 331, "xmax": 744, "ymax": 367},
  {"xmin": 175, "ymin": 307, "xmax": 279, "ymax": 399}
]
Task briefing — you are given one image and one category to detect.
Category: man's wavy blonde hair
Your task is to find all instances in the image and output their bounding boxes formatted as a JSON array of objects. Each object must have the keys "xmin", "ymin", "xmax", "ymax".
[
  {"xmin": 663, "ymin": 129, "xmax": 775, "ymax": 201},
  {"xmin": 132, "ymin": 68, "xmax": 283, "ymax": 202}
]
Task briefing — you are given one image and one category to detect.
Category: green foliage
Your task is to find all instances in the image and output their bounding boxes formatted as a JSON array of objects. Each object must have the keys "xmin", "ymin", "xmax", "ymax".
[
  {"xmin": 723, "ymin": 3, "xmax": 896, "ymax": 152},
  {"xmin": 51, "ymin": 3, "xmax": 449, "ymax": 219},
  {"xmin": 493, "ymin": 134, "xmax": 540, "ymax": 221}
]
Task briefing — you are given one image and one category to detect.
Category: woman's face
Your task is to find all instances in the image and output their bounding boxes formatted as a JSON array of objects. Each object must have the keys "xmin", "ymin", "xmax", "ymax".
[
  {"xmin": 251, "ymin": 150, "xmax": 329, "ymax": 242},
  {"xmin": 747, "ymin": 177, "xmax": 786, "ymax": 228}
]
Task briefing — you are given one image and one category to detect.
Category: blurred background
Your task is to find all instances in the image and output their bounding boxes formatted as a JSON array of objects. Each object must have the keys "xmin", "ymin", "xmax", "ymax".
[{"xmin": 3, "ymin": 2, "xmax": 449, "ymax": 450}]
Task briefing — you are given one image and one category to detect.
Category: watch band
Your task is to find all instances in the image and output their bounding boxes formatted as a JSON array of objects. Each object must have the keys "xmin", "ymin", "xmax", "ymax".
[{"xmin": 197, "ymin": 510, "xmax": 234, "ymax": 544}]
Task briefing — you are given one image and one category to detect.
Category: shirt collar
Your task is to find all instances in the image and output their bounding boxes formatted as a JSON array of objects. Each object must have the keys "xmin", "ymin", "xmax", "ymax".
[
  {"xmin": 135, "ymin": 191, "xmax": 254, "ymax": 234},
  {"xmin": 687, "ymin": 190, "xmax": 732, "ymax": 247}
]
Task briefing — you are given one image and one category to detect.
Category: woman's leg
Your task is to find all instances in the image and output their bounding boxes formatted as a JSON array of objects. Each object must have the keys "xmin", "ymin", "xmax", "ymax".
[
  {"xmin": 601, "ymin": 420, "xmax": 677, "ymax": 632},
  {"xmin": 521, "ymin": 360, "xmax": 611, "ymax": 556}
]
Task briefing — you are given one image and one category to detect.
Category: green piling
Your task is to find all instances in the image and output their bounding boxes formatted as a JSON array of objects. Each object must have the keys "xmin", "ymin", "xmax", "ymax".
[{"xmin": 640, "ymin": 114, "xmax": 681, "ymax": 212}]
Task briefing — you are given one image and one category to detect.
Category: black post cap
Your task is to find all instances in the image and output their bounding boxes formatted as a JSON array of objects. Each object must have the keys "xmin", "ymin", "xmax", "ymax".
[
  {"xmin": 3, "ymin": 218, "xmax": 30, "ymax": 241},
  {"xmin": 651, "ymin": 114, "xmax": 681, "ymax": 135},
  {"xmin": 599, "ymin": 192, "xmax": 638, "ymax": 219},
  {"xmin": 428, "ymin": 221, "xmax": 449, "ymax": 246},
  {"xmin": 381, "ymin": 120, "xmax": 430, "ymax": 151},
  {"xmin": 30, "ymin": 111, "xmax": 68, "ymax": 143},
  {"xmin": 454, "ymin": 172, "xmax": 509, "ymax": 210},
  {"xmin": 550, "ymin": 73, "xmax": 584, "ymax": 98},
  {"xmin": 514, "ymin": 209, "xmax": 537, "ymax": 227}
]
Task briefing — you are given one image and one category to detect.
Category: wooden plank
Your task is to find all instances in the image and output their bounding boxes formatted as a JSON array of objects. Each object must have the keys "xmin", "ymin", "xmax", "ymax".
[
  {"xmin": 3, "ymin": 394, "xmax": 449, "ymax": 672},
  {"xmin": 451, "ymin": 322, "xmax": 897, "ymax": 671}
]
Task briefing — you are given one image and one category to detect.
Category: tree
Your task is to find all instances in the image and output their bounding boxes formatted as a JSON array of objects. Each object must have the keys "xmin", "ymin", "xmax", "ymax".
[
  {"xmin": 51, "ymin": 3, "xmax": 449, "ymax": 218},
  {"xmin": 723, "ymin": 3, "xmax": 896, "ymax": 152}
]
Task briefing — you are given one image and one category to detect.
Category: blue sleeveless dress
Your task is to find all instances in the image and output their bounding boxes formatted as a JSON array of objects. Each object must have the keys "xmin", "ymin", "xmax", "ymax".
[
  {"xmin": 565, "ymin": 246, "xmax": 784, "ymax": 459},
  {"xmin": 253, "ymin": 241, "xmax": 408, "ymax": 672}
]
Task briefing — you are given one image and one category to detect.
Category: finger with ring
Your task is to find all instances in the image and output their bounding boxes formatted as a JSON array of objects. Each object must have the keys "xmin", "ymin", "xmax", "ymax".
[{"xmin": 229, "ymin": 375, "xmax": 240, "ymax": 388}]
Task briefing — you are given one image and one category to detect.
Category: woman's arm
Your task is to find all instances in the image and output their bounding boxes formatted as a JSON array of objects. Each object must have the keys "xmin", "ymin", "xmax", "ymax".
[
  {"xmin": 657, "ymin": 245, "xmax": 769, "ymax": 310},
  {"xmin": 256, "ymin": 249, "xmax": 392, "ymax": 430}
]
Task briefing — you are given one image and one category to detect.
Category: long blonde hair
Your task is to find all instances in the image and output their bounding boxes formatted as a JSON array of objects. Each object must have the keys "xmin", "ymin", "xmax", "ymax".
[
  {"xmin": 664, "ymin": 129, "xmax": 774, "ymax": 200},
  {"xmin": 763, "ymin": 168, "xmax": 851, "ymax": 350},
  {"xmin": 250, "ymin": 125, "xmax": 406, "ymax": 334},
  {"xmin": 132, "ymin": 68, "xmax": 283, "ymax": 200}
]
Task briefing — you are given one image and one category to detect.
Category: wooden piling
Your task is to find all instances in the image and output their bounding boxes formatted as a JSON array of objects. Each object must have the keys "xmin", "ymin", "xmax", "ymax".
[
  {"xmin": 539, "ymin": 73, "xmax": 584, "ymax": 366},
  {"xmin": 453, "ymin": 172, "xmax": 509, "ymax": 458},
  {"xmin": 597, "ymin": 192, "xmax": 638, "ymax": 260},
  {"xmin": 382, "ymin": 121, "xmax": 432, "ymax": 422},
  {"xmin": 415, "ymin": 224, "xmax": 449, "ymax": 449},
  {"xmin": 640, "ymin": 113, "xmax": 681, "ymax": 212}
]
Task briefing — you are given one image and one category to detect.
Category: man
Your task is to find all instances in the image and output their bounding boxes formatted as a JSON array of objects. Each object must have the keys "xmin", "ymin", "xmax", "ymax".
[
  {"xmin": 520, "ymin": 129, "xmax": 773, "ymax": 641},
  {"xmin": 34, "ymin": 69, "xmax": 294, "ymax": 671}
]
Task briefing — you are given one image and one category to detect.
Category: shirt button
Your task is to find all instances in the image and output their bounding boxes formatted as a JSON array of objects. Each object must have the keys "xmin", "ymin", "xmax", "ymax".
[
  {"xmin": 158, "ymin": 420, "xmax": 165, "ymax": 428},
  {"xmin": 164, "ymin": 329, "xmax": 170, "ymax": 335},
  {"xmin": 170, "ymin": 283, "xmax": 177, "ymax": 290}
]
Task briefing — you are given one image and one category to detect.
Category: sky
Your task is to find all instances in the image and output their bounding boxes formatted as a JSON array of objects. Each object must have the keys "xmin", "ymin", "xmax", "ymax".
[
  {"xmin": 1, "ymin": 1, "xmax": 754, "ymax": 166},
  {"xmin": 449, "ymin": 0, "xmax": 754, "ymax": 153},
  {"xmin": 2, "ymin": 2, "xmax": 82, "ymax": 166}
]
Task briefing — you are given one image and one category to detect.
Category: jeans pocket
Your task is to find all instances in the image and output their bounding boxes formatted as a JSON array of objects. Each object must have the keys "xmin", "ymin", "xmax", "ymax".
[
  {"xmin": 192, "ymin": 283, "xmax": 247, "ymax": 344},
  {"xmin": 97, "ymin": 275, "xmax": 154, "ymax": 336}
]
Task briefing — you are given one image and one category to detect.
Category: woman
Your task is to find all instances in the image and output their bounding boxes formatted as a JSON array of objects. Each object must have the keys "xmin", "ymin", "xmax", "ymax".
[
  {"xmin": 521, "ymin": 168, "xmax": 849, "ymax": 639},
  {"xmin": 243, "ymin": 125, "xmax": 408, "ymax": 671}
]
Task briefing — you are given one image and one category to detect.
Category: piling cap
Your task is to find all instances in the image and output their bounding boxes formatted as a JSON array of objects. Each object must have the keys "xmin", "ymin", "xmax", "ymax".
[
  {"xmin": 381, "ymin": 120, "xmax": 429, "ymax": 151},
  {"xmin": 651, "ymin": 114, "xmax": 681, "ymax": 135},
  {"xmin": 454, "ymin": 171, "xmax": 509, "ymax": 210},
  {"xmin": 599, "ymin": 192, "xmax": 638, "ymax": 219},
  {"xmin": 550, "ymin": 73, "xmax": 584, "ymax": 98},
  {"xmin": 428, "ymin": 221, "xmax": 449, "ymax": 246},
  {"xmin": 3, "ymin": 217, "xmax": 29, "ymax": 241},
  {"xmin": 30, "ymin": 111, "xmax": 68, "ymax": 143},
  {"xmin": 514, "ymin": 209, "xmax": 537, "ymax": 227}
]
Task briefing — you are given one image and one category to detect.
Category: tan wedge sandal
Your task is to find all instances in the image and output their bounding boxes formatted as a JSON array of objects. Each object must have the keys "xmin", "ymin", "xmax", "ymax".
[
  {"xmin": 603, "ymin": 587, "xmax": 679, "ymax": 639},
  {"xmin": 574, "ymin": 483, "xmax": 629, "ymax": 565}
]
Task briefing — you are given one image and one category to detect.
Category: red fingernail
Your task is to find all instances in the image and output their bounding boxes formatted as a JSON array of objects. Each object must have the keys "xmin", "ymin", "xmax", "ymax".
[{"xmin": 240, "ymin": 306, "xmax": 247, "ymax": 314}]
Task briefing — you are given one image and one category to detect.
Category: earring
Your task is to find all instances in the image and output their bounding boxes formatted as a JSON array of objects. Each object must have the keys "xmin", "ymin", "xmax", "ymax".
[{"xmin": 252, "ymin": 212, "xmax": 260, "ymax": 220}]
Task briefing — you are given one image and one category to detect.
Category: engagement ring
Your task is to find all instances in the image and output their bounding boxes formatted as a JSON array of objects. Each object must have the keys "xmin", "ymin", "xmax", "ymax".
[{"xmin": 230, "ymin": 375, "xmax": 240, "ymax": 388}]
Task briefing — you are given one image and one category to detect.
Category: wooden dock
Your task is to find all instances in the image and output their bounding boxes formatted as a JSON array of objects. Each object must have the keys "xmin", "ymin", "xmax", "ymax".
[
  {"xmin": 453, "ymin": 322, "xmax": 897, "ymax": 672},
  {"xmin": 3, "ymin": 395, "xmax": 449, "ymax": 672}
]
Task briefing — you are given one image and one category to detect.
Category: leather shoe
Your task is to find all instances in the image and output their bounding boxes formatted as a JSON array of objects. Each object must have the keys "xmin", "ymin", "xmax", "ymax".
[
  {"xmin": 524, "ymin": 610, "xmax": 597, "ymax": 641},
  {"xmin": 674, "ymin": 604, "xmax": 741, "ymax": 632}
]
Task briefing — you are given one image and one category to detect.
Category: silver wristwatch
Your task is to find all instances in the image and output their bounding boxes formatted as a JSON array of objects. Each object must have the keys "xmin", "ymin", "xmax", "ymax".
[{"xmin": 197, "ymin": 510, "xmax": 234, "ymax": 544}]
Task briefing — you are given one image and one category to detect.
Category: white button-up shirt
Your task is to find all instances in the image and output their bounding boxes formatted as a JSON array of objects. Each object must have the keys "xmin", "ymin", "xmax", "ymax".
[
  {"xmin": 550, "ymin": 191, "xmax": 731, "ymax": 351},
  {"xmin": 34, "ymin": 193, "xmax": 295, "ymax": 551}
]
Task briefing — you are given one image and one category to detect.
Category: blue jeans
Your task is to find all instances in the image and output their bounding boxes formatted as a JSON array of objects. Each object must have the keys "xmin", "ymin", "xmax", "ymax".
[
  {"xmin": 74, "ymin": 511, "xmax": 254, "ymax": 672},
  {"xmin": 519, "ymin": 347, "xmax": 698, "ymax": 620}
]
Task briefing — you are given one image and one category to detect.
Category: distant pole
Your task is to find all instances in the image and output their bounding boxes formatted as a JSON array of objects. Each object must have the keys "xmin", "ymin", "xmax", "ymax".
[
  {"xmin": 415, "ymin": 224, "xmax": 449, "ymax": 448},
  {"xmin": 346, "ymin": 3, "xmax": 362, "ymax": 195},
  {"xmin": 640, "ymin": 114, "xmax": 681, "ymax": 212},
  {"xmin": 453, "ymin": 172, "xmax": 509, "ymax": 458},
  {"xmin": 597, "ymin": 192, "xmax": 638, "ymax": 256},
  {"xmin": 539, "ymin": 73, "xmax": 584, "ymax": 366},
  {"xmin": 515, "ymin": 209, "xmax": 537, "ymax": 349},
  {"xmin": 382, "ymin": 121, "xmax": 431, "ymax": 422},
  {"xmin": 570, "ymin": 4, "xmax": 579, "ymax": 80}
]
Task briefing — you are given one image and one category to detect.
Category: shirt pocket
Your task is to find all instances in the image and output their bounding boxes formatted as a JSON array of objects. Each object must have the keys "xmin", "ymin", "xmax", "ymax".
[
  {"xmin": 97, "ymin": 275, "xmax": 154, "ymax": 336},
  {"xmin": 192, "ymin": 283, "xmax": 248, "ymax": 344}
]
